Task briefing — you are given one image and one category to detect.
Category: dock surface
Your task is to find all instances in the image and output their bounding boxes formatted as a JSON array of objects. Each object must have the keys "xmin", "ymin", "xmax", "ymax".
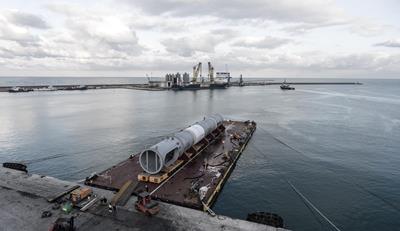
[{"xmin": 0, "ymin": 167, "xmax": 288, "ymax": 231}]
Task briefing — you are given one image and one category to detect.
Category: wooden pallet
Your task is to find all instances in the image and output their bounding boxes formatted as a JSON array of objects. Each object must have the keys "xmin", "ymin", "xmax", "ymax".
[
  {"xmin": 149, "ymin": 173, "xmax": 168, "ymax": 184},
  {"xmin": 138, "ymin": 160, "xmax": 184, "ymax": 184},
  {"xmin": 137, "ymin": 173, "xmax": 150, "ymax": 182}
]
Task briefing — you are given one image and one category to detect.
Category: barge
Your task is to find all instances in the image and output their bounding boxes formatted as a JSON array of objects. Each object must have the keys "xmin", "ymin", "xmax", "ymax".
[{"xmin": 85, "ymin": 116, "xmax": 256, "ymax": 211}]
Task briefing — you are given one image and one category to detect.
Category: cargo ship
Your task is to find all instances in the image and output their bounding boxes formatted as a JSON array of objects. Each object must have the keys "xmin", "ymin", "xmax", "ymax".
[
  {"xmin": 210, "ymin": 72, "xmax": 230, "ymax": 89},
  {"xmin": 172, "ymin": 83, "xmax": 201, "ymax": 90},
  {"xmin": 156, "ymin": 62, "xmax": 231, "ymax": 90}
]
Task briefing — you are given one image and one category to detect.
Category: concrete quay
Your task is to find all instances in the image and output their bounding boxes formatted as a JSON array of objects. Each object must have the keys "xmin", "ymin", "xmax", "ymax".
[{"xmin": 0, "ymin": 167, "xmax": 289, "ymax": 231}]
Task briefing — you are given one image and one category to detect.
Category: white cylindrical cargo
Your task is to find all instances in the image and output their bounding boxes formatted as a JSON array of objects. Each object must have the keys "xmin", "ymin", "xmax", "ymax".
[
  {"xmin": 139, "ymin": 137, "xmax": 181, "ymax": 174},
  {"xmin": 139, "ymin": 114, "xmax": 224, "ymax": 174},
  {"xmin": 196, "ymin": 118, "xmax": 217, "ymax": 134},
  {"xmin": 175, "ymin": 130, "xmax": 194, "ymax": 151},
  {"xmin": 184, "ymin": 124, "xmax": 205, "ymax": 144}
]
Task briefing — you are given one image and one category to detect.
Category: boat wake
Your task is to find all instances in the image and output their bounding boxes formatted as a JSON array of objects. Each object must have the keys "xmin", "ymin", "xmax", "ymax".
[{"xmin": 297, "ymin": 89, "xmax": 400, "ymax": 105}]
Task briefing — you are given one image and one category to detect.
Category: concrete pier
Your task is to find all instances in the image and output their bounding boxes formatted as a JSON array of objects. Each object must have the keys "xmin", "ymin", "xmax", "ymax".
[
  {"xmin": 0, "ymin": 84, "xmax": 159, "ymax": 92},
  {"xmin": 0, "ymin": 167, "xmax": 289, "ymax": 231},
  {"xmin": 0, "ymin": 80, "xmax": 362, "ymax": 92},
  {"xmin": 230, "ymin": 80, "xmax": 362, "ymax": 86}
]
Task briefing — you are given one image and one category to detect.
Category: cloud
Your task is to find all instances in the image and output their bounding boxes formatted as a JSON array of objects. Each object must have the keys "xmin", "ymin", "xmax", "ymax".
[
  {"xmin": 162, "ymin": 36, "xmax": 221, "ymax": 57},
  {"xmin": 349, "ymin": 18, "xmax": 391, "ymax": 37},
  {"xmin": 282, "ymin": 21, "xmax": 347, "ymax": 34},
  {"xmin": 375, "ymin": 40, "xmax": 400, "ymax": 48},
  {"xmin": 65, "ymin": 16, "xmax": 143, "ymax": 56},
  {"xmin": 126, "ymin": 0, "xmax": 345, "ymax": 24},
  {"xmin": 204, "ymin": 48, "xmax": 400, "ymax": 76},
  {"xmin": 0, "ymin": 16, "xmax": 40, "ymax": 46},
  {"xmin": 0, "ymin": 1, "xmax": 399, "ymax": 78},
  {"xmin": 125, "ymin": 0, "xmax": 351, "ymax": 35},
  {"xmin": 6, "ymin": 11, "xmax": 49, "ymax": 29},
  {"xmin": 232, "ymin": 36, "xmax": 291, "ymax": 49},
  {"xmin": 0, "ymin": 4, "xmax": 144, "ymax": 71},
  {"xmin": 161, "ymin": 29, "xmax": 237, "ymax": 57},
  {"xmin": 0, "ymin": 46, "xmax": 64, "ymax": 59},
  {"xmin": 45, "ymin": 3, "xmax": 88, "ymax": 17},
  {"xmin": 162, "ymin": 37, "xmax": 200, "ymax": 57},
  {"xmin": 44, "ymin": 4, "xmax": 146, "ymax": 60}
]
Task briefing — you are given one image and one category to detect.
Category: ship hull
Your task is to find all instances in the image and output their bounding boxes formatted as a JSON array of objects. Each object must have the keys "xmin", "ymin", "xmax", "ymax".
[{"xmin": 209, "ymin": 83, "xmax": 228, "ymax": 89}]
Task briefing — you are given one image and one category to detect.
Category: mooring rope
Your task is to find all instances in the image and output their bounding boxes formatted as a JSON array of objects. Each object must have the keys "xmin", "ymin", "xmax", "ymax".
[
  {"xmin": 257, "ymin": 126, "xmax": 307, "ymax": 156},
  {"xmin": 287, "ymin": 180, "xmax": 342, "ymax": 231},
  {"xmin": 258, "ymin": 125, "xmax": 400, "ymax": 214},
  {"xmin": 249, "ymin": 128, "xmax": 343, "ymax": 230}
]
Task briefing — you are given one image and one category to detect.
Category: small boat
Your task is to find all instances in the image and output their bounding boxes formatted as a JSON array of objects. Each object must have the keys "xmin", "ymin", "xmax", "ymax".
[
  {"xmin": 8, "ymin": 87, "xmax": 33, "ymax": 93},
  {"xmin": 64, "ymin": 85, "xmax": 88, "ymax": 90},
  {"xmin": 280, "ymin": 80, "xmax": 295, "ymax": 90},
  {"xmin": 77, "ymin": 85, "xmax": 88, "ymax": 90},
  {"xmin": 8, "ymin": 87, "xmax": 22, "ymax": 93},
  {"xmin": 35, "ymin": 85, "xmax": 58, "ymax": 91}
]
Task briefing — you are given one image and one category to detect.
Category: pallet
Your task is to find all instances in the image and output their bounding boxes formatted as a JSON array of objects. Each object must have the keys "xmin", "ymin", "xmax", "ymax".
[
  {"xmin": 137, "ymin": 173, "xmax": 150, "ymax": 182},
  {"xmin": 138, "ymin": 160, "xmax": 184, "ymax": 184},
  {"xmin": 149, "ymin": 173, "xmax": 168, "ymax": 184}
]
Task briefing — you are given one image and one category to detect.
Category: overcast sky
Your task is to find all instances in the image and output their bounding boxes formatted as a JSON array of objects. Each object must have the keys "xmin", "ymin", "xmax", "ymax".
[{"xmin": 0, "ymin": 0, "xmax": 399, "ymax": 78}]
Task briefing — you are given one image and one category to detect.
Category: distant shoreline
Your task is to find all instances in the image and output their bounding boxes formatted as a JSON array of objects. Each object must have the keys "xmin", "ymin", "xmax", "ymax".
[{"xmin": 0, "ymin": 81, "xmax": 362, "ymax": 92}]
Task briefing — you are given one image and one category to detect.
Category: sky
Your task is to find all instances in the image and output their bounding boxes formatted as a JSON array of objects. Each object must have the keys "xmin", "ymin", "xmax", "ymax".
[{"xmin": 0, "ymin": 0, "xmax": 399, "ymax": 78}]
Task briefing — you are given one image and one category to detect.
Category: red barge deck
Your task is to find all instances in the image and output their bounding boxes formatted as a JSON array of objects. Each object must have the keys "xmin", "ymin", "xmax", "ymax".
[{"xmin": 85, "ymin": 120, "xmax": 256, "ymax": 210}]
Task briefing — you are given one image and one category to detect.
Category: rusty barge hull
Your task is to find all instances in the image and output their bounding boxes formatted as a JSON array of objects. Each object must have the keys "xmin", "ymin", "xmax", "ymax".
[{"xmin": 85, "ymin": 120, "xmax": 256, "ymax": 210}]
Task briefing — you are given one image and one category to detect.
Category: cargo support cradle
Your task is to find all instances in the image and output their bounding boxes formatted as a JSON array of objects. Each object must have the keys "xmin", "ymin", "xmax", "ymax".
[{"xmin": 138, "ymin": 125, "xmax": 225, "ymax": 184}]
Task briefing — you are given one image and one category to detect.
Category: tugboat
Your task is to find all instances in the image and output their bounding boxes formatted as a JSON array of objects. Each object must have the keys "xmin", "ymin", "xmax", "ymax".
[
  {"xmin": 77, "ymin": 85, "xmax": 88, "ymax": 90},
  {"xmin": 280, "ymin": 80, "xmax": 295, "ymax": 90}
]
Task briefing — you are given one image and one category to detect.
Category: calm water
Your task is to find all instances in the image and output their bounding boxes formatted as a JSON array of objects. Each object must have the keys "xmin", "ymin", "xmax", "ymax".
[{"xmin": 1, "ymin": 77, "xmax": 399, "ymax": 230}]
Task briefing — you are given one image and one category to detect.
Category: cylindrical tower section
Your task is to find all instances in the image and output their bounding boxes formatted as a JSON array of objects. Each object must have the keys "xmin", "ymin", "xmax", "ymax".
[
  {"xmin": 196, "ymin": 118, "xmax": 217, "ymax": 134},
  {"xmin": 175, "ymin": 130, "xmax": 194, "ymax": 152},
  {"xmin": 139, "ymin": 114, "xmax": 224, "ymax": 174},
  {"xmin": 139, "ymin": 137, "xmax": 181, "ymax": 174},
  {"xmin": 209, "ymin": 114, "xmax": 223, "ymax": 125},
  {"xmin": 184, "ymin": 124, "xmax": 205, "ymax": 144}
]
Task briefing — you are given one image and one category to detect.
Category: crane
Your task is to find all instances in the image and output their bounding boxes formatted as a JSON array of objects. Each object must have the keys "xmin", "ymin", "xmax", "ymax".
[
  {"xmin": 192, "ymin": 62, "xmax": 202, "ymax": 83},
  {"xmin": 208, "ymin": 62, "xmax": 214, "ymax": 83}
]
